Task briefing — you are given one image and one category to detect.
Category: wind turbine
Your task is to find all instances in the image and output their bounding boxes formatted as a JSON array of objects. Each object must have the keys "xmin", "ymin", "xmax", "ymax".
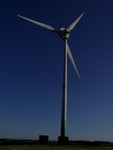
[{"xmin": 17, "ymin": 13, "xmax": 84, "ymax": 142}]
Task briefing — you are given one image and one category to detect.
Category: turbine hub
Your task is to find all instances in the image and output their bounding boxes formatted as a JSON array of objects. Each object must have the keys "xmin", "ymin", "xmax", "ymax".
[{"xmin": 59, "ymin": 27, "xmax": 70, "ymax": 39}]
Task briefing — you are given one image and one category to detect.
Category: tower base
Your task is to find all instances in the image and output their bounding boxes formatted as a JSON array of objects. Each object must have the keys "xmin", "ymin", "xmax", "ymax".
[{"xmin": 58, "ymin": 136, "xmax": 68, "ymax": 145}]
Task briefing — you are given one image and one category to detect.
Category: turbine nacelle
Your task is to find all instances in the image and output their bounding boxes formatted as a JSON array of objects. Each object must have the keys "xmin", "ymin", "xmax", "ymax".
[{"xmin": 59, "ymin": 27, "xmax": 70, "ymax": 39}]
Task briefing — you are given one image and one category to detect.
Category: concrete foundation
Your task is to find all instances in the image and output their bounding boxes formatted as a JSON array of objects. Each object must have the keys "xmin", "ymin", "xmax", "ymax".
[{"xmin": 58, "ymin": 136, "xmax": 68, "ymax": 145}]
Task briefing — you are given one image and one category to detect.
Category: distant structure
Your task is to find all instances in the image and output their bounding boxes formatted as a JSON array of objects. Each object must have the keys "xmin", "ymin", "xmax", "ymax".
[
  {"xmin": 39, "ymin": 135, "xmax": 49, "ymax": 144},
  {"xmin": 17, "ymin": 13, "xmax": 84, "ymax": 144}
]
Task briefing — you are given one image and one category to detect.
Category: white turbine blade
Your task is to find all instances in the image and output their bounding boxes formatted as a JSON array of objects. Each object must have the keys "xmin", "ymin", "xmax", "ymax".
[
  {"xmin": 66, "ymin": 42, "xmax": 80, "ymax": 79},
  {"xmin": 67, "ymin": 12, "xmax": 84, "ymax": 31},
  {"xmin": 17, "ymin": 15, "xmax": 56, "ymax": 32}
]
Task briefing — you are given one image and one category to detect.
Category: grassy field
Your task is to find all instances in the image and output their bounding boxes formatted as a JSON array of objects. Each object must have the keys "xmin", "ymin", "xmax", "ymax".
[{"xmin": 0, "ymin": 145, "xmax": 113, "ymax": 150}]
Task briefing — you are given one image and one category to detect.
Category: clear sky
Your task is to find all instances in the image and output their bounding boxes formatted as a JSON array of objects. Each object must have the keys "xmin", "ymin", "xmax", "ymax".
[{"xmin": 0, "ymin": 0, "xmax": 113, "ymax": 141}]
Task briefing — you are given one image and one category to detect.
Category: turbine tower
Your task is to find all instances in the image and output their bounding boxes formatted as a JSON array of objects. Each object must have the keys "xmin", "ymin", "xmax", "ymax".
[{"xmin": 17, "ymin": 13, "xmax": 84, "ymax": 143}]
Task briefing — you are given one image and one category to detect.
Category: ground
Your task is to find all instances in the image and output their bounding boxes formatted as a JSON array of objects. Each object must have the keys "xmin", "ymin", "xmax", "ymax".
[{"xmin": 0, "ymin": 145, "xmax": 113, "ymax": 150}]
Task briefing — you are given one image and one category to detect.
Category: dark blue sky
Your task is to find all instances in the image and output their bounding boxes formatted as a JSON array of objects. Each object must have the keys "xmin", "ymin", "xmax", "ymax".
[{"xmin": 0, "ymin": 0, "xmax": 113, "ymax": 141}]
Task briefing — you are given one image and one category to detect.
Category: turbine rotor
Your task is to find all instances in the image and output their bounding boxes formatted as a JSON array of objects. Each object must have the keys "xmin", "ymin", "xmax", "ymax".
[{"xmin": 59, "ymin": 27, "xmax": 70, "ymax": 39}]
